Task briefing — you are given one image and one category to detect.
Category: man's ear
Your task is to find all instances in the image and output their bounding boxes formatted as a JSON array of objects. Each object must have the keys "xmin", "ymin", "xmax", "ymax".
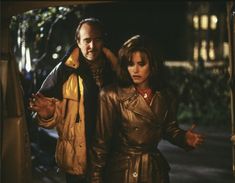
[{"xmin": 77, "ymin": 40, "xmax": 80, "ymax": 48}]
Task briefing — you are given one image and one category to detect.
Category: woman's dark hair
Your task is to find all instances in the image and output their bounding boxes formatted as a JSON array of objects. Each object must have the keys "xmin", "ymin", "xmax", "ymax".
[{"xmin": 116, "ymin": 35, "xmax": 166, "ymax": 91}]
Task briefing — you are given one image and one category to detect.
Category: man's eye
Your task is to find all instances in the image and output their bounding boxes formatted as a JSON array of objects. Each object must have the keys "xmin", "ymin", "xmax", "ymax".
[
  {"xmin": 95, "ymin": 38, "xmax": 102, "ymax": 42},
  {"xmin": 83, "ymin": 39, "xmax": 91, "ymax": 44}
]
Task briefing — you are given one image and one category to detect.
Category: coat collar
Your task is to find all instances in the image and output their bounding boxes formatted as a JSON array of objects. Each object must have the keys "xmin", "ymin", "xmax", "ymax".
[
  {"xmin": 117, "ymin": 85, "xmax": 136, "ymax": 101},
  {"xmin": 64, "ymin": 47, "xmax": 79, "ymax": 69},
  {"xmin": 118, "ymin": 86, "xmax": 160, "ymax": 121},
  {"xmin": 117, "ymin": 85, "xmax": 168, "ymax": 122}
]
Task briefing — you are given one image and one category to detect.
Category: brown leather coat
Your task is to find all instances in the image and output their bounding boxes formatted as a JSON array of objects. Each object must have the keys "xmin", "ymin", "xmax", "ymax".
[{"xmin": 90, "ymin": 85, "xmax": 191, "ymax": 183}]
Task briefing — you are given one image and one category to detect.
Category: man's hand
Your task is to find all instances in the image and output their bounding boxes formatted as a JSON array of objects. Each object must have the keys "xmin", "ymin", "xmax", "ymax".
[
  {"xmin": 185, "ymin": 124, "xmax": 205, "ymax": 148},
  {"xmin": 29, "ymin": 92, "xmax": 56, "ymax": 120}
]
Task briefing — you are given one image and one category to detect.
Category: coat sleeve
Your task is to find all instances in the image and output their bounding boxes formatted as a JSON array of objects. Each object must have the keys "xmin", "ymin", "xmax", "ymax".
[
  {"xmin": 162, "ymin": 93, "xmax": 191, "ymax": 150},
  {"xmin": 89, "ymin": 87, "xmax": 118, "ymax": 183},
  {"xmin": 38, "ymin": 61, "xmax": 66, "ymax": 100}
]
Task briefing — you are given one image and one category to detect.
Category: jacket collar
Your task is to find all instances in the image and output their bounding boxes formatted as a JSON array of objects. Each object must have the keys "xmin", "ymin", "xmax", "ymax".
[
  {"xmin": 64, "ymin": 47, "xmax": 79, "ymax": 69},
  {"xmin": 117, "ymin": 85, "xmax": 168, "ymax": 122},
  {"xmin": 117, "ymin": 85, "xmax": 136, "ymax": 101},
  {"xmin": 117, "ymin": 85, "xmax": 156, "ymax": 120}
]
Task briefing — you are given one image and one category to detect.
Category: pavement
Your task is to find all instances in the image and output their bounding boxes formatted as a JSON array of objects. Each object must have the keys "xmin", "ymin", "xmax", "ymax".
[
  {"xmin": 32, "ymin": 124, "xmax": 235, "ymax": 183},
  {"xmin": 159, "ymin": 124, "xmax": 235, "ymax": 183}
]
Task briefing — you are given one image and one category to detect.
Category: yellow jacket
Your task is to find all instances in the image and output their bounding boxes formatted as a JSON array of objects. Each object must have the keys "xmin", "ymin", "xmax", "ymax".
[{"xmin": 37, "ymin": 46, "xmax": 116, "ymax": 175}]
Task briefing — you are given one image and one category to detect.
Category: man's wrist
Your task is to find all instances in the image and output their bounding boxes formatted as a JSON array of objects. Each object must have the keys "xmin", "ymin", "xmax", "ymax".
[{"xmin": 37, "ymin": 113, "xmax": 54, "ymax": 121}]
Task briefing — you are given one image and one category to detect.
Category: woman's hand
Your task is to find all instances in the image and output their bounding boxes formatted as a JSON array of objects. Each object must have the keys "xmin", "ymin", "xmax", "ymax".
[
  {"xmin": 185, "ymin": 124, "xmax": 205, "ymax": 148},
  {"xmin": 29, "ymin": 92, "xmax": 56, "ymax": 120}
]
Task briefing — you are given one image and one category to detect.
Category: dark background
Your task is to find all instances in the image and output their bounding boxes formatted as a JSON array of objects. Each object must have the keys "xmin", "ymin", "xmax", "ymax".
[
  {"xmin": 80, "ymin": 2, "xmax": 188, "ymax": 60},
  {"xmin": 7, "ymin": 1, "xmax": 232, "ymax": 183}
]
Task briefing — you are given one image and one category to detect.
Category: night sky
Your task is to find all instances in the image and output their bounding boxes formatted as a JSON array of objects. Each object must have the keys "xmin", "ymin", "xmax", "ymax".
[{"xmin": 80, "ymin": 2, "xmax": 188, "ymax": 60}]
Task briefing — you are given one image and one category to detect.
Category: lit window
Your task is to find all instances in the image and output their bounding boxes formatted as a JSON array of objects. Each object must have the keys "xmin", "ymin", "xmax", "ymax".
[
  {"xmin": 223, "ymin": 42, "xmax": 229, "ymax": 59},
  {"xmin": 200, "ymin": 15, "xmax": 208, "ymax": 30},
  {"xmin": 200, "ymin": 40, "xmax": 207, "ymax": 61},
  {"xmin": 209, "ymin": 41, "xmax": 215, "ymax": 60},
  {"xmin": 193, "ymin": 42, "xmax": 199, "ymax": 61},
  {"xmin": 193, "ymin": 15, "xmax": 199, "ymax": 30},
  {"xmin": 210, "ymin": 15, "xmax": 218, "ymax": 30}
]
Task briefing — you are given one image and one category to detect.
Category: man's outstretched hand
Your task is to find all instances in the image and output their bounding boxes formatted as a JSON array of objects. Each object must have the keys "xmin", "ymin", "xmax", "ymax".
[{"xmin": 29, "ymin": 92, "xmax": 56, "ymax": 120}]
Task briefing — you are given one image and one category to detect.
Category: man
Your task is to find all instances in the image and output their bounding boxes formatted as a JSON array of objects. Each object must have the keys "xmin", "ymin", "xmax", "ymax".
[{"xmin": 29, "ymin": 18, "xmax": 117, "ymax": 183}]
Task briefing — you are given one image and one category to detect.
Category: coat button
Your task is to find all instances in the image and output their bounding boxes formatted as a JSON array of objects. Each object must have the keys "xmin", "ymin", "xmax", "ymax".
[{"xmin": 133, "ymin": 172, "xmax": 138, "ymax": 177}]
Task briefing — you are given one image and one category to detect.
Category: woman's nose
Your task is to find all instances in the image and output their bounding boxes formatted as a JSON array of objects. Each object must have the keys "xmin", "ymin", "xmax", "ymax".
[{"xmin": 133, "ymin": 65, "xmax": 139, "ymax": 73}]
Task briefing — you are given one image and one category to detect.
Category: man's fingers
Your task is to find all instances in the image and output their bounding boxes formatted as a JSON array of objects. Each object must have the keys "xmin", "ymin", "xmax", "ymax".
[
  {"xmin": 29, "ymin": 92, "xmax": 55, "ymax": 115},
  {"xmin": 189, "ymin": 123, "xmax": 197, "ymax": 131},
  {"xmin": 199, "ymin": 134, "xmax": 206, "ymax": 140},
  {"xmin": 34, "ymin": 93, "xmax": 43, "ymax": 101},
  {"xmin": 28, "ymin": 104, "xmax": 40, "ymax": 112},
  {"xmin": 37, "ymin": 92, "xmax": 45, "ymax": 98},
  {"xmin": 197, "ymin": 139, "xmax": 204, "ymax": 145},
  {"xmin": 29, "ymin": 97, "xmax": 33, "ymax": 103}
]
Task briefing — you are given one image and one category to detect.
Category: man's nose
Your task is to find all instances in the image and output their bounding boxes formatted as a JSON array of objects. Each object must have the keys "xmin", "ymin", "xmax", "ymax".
[{"xmin": 89, "ymin": 40, "xmax": 95, "ymax": 49}]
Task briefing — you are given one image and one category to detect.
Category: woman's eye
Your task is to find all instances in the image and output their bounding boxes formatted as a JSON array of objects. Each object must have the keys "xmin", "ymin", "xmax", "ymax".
[
  {"xmin": 128, "ymin": 62, "xmax": 134, "ymax": 66},
  {"xmin": 139, "ymin": 62, "xmax": 146, "ymax": 66}
]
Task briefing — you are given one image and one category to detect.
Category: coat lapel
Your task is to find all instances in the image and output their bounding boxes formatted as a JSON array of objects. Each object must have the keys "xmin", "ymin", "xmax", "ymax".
[
  {"xmin": 150, "ymin": 91, "xmax": 168, "ymax": 122},
  {"xmin": 118, "ymin": 86, "xmax": 156, "ymax": 120},
  {"xmin": 118, "ymin": 86, "xmax": 168, "ymax": 123}
]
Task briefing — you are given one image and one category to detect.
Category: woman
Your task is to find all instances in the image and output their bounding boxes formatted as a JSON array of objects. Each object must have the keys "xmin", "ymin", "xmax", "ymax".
[{"xmin": 89, "ymin": 35, "xmax": 204, "ymax": 183}]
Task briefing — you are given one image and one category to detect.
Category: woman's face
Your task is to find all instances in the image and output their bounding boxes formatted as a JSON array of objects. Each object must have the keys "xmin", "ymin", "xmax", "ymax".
[{"xmin": 127, "ymin": 51, "xmax": 150, "ymax": 89}]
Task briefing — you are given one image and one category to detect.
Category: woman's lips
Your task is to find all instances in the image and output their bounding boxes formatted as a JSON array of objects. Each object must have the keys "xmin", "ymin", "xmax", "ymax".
[{"xmin": 132, "ymin": 75, "xmax": 141, "ymax": 79}]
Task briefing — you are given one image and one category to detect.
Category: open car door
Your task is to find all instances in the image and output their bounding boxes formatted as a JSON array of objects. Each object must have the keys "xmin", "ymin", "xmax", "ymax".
[{"xmin": 0, "ymin": 1, "xmax": 109, "ymax": 183}]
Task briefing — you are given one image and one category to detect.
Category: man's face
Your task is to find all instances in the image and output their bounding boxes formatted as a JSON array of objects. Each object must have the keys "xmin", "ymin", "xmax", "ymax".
[{"xmin": 77, "ymin": 23, "xmax": 104, "ymax": 62}]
